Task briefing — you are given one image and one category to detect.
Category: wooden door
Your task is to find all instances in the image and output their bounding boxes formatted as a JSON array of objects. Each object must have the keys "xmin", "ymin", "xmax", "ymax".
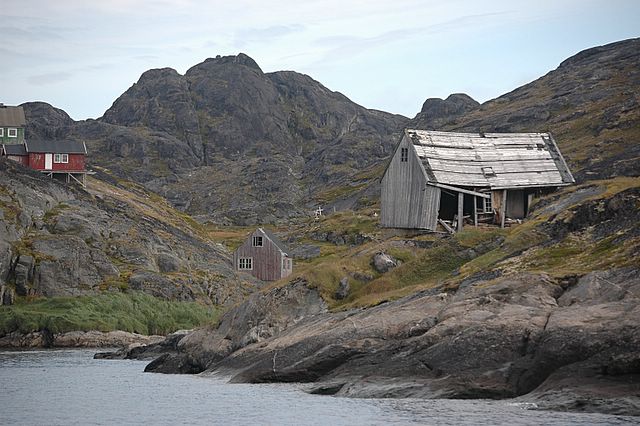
[{"xmin": 45, "ymin": 153, "xmax": 53, "ymax": 170}]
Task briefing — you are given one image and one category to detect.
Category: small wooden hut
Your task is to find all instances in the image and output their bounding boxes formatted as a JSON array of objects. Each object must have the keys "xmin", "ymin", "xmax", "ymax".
[
  {"xmin": 380, "ymin": 129, "xmax": 574, "ymax": 232},
  {"xmin": 234, "ymin": 228, "xmax": 293, "ymax": 281}
]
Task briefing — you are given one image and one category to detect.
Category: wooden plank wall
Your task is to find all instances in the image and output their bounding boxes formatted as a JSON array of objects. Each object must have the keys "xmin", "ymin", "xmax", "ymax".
[
  {"xmin": 234, "ymin": 229, "xmax": 284, "ymax": 281},
  {"xmin": 381, "ymin": 136, "xmax": 440, "ymax": 230}
]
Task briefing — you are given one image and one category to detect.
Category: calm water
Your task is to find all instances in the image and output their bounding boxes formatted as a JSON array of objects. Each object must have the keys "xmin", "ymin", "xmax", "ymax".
[{"xmin": 0, "ymin": 349, "xmax": 636, "ymax": 426}]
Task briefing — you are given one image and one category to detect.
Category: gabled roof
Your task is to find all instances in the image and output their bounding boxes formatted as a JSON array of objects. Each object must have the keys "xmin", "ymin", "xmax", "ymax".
[
  {"xmin": 25, "ymin": 140, "xmax": 87, "ymax": 154},
  {"xmin": 259, "ymin": 228, "xmax": 290, "ymax": 254},
  {"xmin": 0, "ymin": 105, "xmax": 26, "ymax": 127},
  {"xmin": 3, "ymin": 143, "xmax": 27, "ymax": 156},
  {"xmin": 406, "ymin": 129, "xmax": 574, "ymax": 189}
]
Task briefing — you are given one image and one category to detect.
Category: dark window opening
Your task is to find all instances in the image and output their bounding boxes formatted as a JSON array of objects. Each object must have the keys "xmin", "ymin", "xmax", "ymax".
[
  {"xmin": 400, "ymin": 147, "xmax": 408, "ymax": 162},
  {"xmin": 252, "ymin": 236, "xmax": 263, "ymax": 247}
]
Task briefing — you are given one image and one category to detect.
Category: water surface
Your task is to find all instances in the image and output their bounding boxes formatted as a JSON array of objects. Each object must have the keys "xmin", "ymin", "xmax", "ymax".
[{"xmin": 0, "ymin": 350, "xmax": 636, "ymax": 425}]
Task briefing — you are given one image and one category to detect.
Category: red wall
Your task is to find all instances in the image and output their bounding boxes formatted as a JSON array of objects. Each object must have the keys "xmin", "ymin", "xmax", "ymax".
[{"xmin": 29, "ymin": 153, "xmax": 85, "ymax": 171}]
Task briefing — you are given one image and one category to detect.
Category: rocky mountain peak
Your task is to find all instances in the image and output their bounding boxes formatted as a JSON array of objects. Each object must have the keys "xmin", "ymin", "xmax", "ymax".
[
  {"xmin": 137, "ymin": 67, "xmax": 181, "ymax": 82},
  {"xmin": 410, "ymin": 93, "xmax": 479, "ymax": 129},
  {"xmin": 22, "ymin": 101, "xmax": 74, "ymax": 141},
  {"xmin": 198, "ymin": 53, "xmax": 263, "ymax": 73},
  {"xmin": 558, "ymin": 38, "xmax": 639, "ymax": 70}
]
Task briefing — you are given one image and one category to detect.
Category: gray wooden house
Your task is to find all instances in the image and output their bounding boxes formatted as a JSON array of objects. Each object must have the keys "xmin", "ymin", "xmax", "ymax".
[
  {"xmin": 234, "ymin": 228, "xmax": 293, "ymax": 281},
  {"xmin": 381, "ymin": 129, "xmax": 574, "ymax": 232}
]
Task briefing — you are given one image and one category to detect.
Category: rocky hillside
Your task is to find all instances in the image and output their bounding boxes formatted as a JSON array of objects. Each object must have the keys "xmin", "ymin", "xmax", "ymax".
[
  {"xmin": 95, "ymin": 38, "xmax": 640, "ymax": 416},
  {"xmin": 22, "ymin": 39, "xmax": 639, "ymax": 225},
  {"xmin": 0, "ymin": 158, "xmax": 258, "ymax": 306},
  {"xmin": 23, "ymin": 54, "xmax": 407, "ymax": 225},
  {"xmin": 116, "ymin": 174, "xmax": 640, "ymax": 415},
  {"xmin": 410, "ymin": 38, "xmax": 640, "ymax": 183}
]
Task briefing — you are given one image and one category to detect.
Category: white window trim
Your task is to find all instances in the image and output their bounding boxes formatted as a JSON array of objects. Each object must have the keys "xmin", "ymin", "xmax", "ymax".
[
  {"xmin": 483, "ymin": 197, "xmax": 493, "ymax": 214},
  {"xmin": 252, "ymin": 236, "xmax": 263, "ymax": 247},
  {"xmin": 7, "ymin": 128, "xmax": 17, "ymax": 138},
  {"xmin": 53, "ymin": 153, "xmax": 69, "ymax": 164},
  {"xmin": 0, "ymin": 128, "xmax": 4, "ymax": 137},
  {"xmin": 238, "ymin": 257, "xmax": 253, "ymax": 270}
]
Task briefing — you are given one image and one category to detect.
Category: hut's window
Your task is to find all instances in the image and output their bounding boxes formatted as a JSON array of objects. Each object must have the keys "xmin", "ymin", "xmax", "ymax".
[
  {"xmin": 481, "ymin": 167, "xmax": 496, "ymax": 177},
  {"xmin": 7, "ymin": 128, "xmax": 17, "ymax": 138},
  {"xmin": 252, "ymin": 236, "xmax": 263, "ymax": 247},
  {"xmin": 400, "ymin": 148, "xmax": 408, "ymax": 162},
  {"xmin": 238, "ymin": 258, "xmax": 253, "ymax": 270},
  {"xmin": 54, "ymin": 153, "xmax": 69, "ymax": 164},
  {"xmin": 483, "ymin": 197, "xmax": 493, "ymax": 214},
  {"xmin": 283, "ymin": 258, "xmax": 291, "ymax": 270},
  {"xmin": 0, "ymin": 128, "xmax": 4, "ymax": 137}
]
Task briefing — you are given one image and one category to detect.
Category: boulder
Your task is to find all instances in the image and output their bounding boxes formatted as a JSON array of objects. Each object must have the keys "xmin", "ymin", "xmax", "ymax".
[
  {"xmin": 335, "ymin": 277, "xmax": 350, "ymax": 300},
  {"xmin": 371, "ymin": 252, "xmax": 398, "ymax": 273},
  {"xmin": 156, "ymin": 252, "xmax": 181, "ymax": 273}
]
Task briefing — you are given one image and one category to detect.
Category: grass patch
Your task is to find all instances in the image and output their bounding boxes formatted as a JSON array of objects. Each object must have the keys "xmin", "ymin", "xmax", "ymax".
[{"xmin": 0, "ymin": 292, "xmax": 218, "ymax": 336}]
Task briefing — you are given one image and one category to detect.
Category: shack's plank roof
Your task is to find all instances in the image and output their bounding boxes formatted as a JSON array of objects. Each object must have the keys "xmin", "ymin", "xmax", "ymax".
[
  {"xmin": 0, "ymin": 105, "xmax": 26, "ymax": 127},
  {"xmin": 25, "ymin": 140, "xmax": 87, "ymax": 154},
  {"xmin": 406, "ymin": 129, "xmax": 574, "ymax": 189}
]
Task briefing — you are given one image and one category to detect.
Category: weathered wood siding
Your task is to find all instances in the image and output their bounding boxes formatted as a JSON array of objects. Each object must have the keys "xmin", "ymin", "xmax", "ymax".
[
  {"xmin": 506, "ymin": 189, "xmax": 526, "ymax": 219},
  {"xmin": 381, "ymin": 135, "xmax": 440, "ymax": 230},
  {"xmin": 234, "ymin": 229, "xmax": 285, "ymax": 281}
]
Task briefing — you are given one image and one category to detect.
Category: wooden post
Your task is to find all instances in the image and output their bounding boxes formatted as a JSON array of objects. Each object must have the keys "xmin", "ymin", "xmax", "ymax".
[
  {"xmin": 473, "ymin": 196, "xmax": 478, "ymax": 227},
  {"xmin": 457, "ymin": 192, "xmax": 464, "ymax": 232},
  {"xmin": 500, "ymin": 190, "xmax": 507, "ymax": 228}
]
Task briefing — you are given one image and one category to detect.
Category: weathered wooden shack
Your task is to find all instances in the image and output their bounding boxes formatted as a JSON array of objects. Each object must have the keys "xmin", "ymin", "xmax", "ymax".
[
  {"xmin": 233, "ymin": 228, "xmax": 293, "ymax": 281},
  {"xmin": 381, "ymin": 129, "xmax": 574, "ymax": 232}
]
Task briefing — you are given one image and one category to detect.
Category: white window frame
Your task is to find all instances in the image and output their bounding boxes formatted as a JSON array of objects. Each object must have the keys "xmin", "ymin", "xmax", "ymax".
[
  {"xmin": 252, "ymin": 236, "xmax": 263, "ymax": 247},
  {"xmin": 53, "ymin": 153, "xmax": 69, "ymax": 164},
  {"xmin": 238, "ymin": 257, "xmax": 253, "ymax": 270},
  {"xmin": 483, "ymin": 197, "xmax": 493, "ymax": 214},
  {"xmin": 0, "ymin": 128, "xmax": 4, "ymax": 137},
  {"xmin": 7, "ymin": 128, "xmax": 17, "ymax": 138}
]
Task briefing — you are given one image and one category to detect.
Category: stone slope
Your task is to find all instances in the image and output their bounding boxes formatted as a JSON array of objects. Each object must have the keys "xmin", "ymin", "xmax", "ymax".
[
  {"xmin": 0, "ymin": 158, "xmax": 258, "ymax": 306},
  {"xmin": 94, "ymin": 54, "xmax": 407, "ymax": 223}
]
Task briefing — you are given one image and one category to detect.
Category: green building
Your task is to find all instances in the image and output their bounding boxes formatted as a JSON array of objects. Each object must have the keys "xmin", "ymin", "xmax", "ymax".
[{"xmin": 0, "ymin": 104, "xmax": 26, "ymax": 144}]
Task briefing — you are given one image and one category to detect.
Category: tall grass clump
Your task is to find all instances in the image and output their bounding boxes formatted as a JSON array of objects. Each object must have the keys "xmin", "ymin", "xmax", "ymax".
[{"xmin": 0, "ymin": 292, "xmax": 218, "ymax": 336}]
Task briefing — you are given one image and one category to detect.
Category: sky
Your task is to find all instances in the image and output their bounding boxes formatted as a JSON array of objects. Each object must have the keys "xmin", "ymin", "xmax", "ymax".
[{"xmin": 2, "ymin": 0, "xmax": 639, "ymax": 120}]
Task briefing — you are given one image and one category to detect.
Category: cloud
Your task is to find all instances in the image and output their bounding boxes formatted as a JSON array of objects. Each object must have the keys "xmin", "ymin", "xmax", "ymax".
[
  {"xmin": 28, "ymin": 72, "xmax": 73, "ymax": 86},
  {"xmin": 233, "ymin": 24, "xmax": 305, "ymax": 47},
  {"xmin": 311, "ymin": 11, "xmax": 513, "ymax": 65}
]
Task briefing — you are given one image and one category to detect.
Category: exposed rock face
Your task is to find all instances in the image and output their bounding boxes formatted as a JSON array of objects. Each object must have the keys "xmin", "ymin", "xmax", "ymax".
[
  {"xmin": 0, "ymin": 158, "xmax": 257, "ymax": 304},
  {"xmin": 23, "ymin": 53, "xmax": 408, "ymax": 224},
  {"xmin": 143, "ymin": 267, "xmax": 640, "ymax": 415},
  {"xmin": 141, "ymin": 278, "xmax": 327, "ymax": 373},
  {"xmin": 410, "ymin": 93, "xmax": 480, "ymax": 129},
  {"xmin": 0, "ymin": 330, "xmax": 164, "ymax": 348}
]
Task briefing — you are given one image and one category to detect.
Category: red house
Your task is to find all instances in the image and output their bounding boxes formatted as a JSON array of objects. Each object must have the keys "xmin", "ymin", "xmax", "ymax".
[{"xmin": 2, "ymin": 140, "xmax": 88, "ymax": 186}]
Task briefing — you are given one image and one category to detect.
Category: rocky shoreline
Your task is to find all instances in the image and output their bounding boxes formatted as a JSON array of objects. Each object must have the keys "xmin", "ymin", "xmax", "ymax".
[
  {"xmin": 0, "ymin": 330, "xmax": 164, "ymax": 349},
  {"xmin": 103, "ymin": 269, "xmax": 640, "ymax": 417}
]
